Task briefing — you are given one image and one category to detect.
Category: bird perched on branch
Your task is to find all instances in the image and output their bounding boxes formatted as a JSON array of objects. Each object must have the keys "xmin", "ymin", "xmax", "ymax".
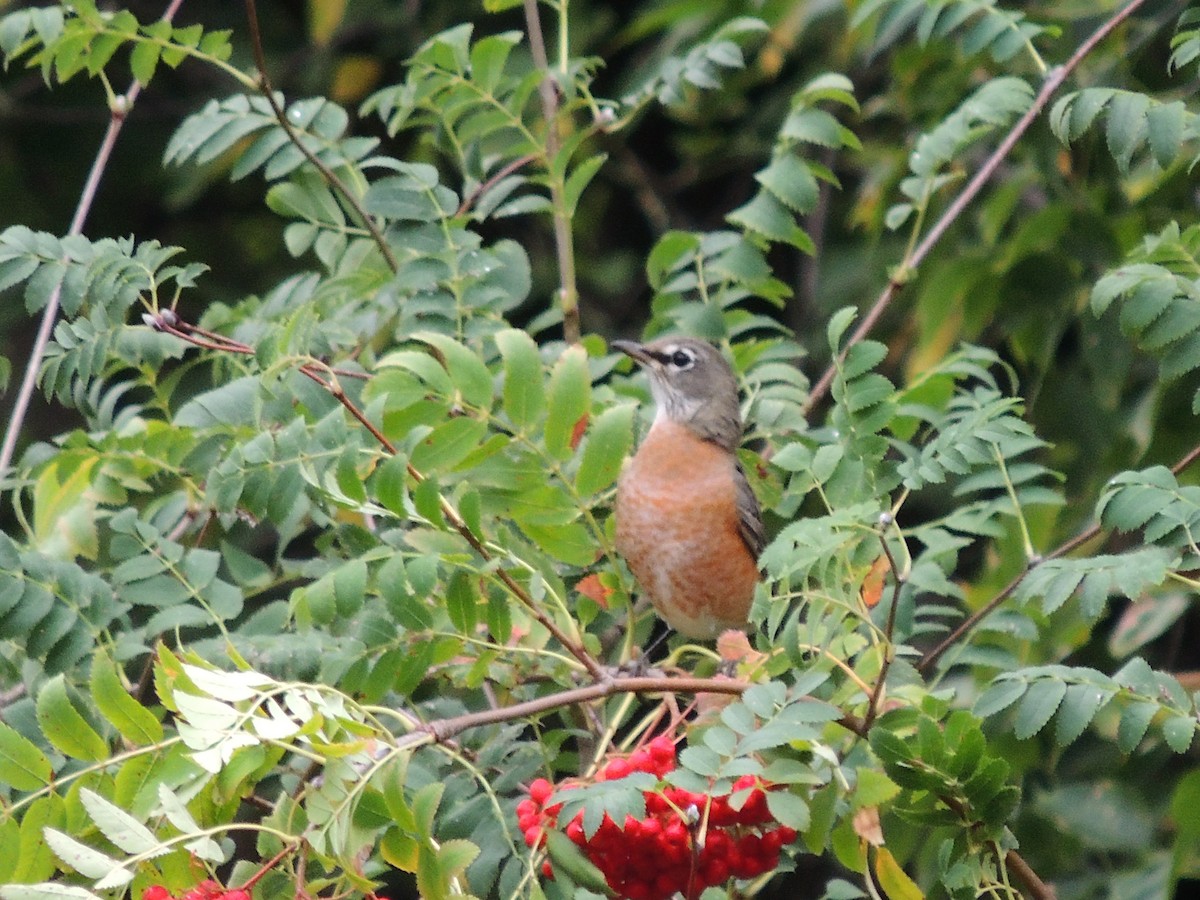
[{"xmin": 612, "ymin": 337, "xmax": 764, "ymax": 640}]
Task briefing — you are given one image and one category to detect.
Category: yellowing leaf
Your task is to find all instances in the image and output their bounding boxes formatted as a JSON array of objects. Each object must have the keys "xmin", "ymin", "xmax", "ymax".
[
  {"xmin": 874, "ymin": 847, "xmax": 924, "ymax": 900},
  {"xmin": 32, "ymin": 455, "xmax": 98, "ymax": 559}
]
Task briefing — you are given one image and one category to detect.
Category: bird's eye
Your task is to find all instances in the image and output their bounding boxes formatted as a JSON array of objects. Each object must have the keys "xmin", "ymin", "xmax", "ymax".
[{"xmin": 669, "ymin": 349, "xmax": 694, "ymax": 369}]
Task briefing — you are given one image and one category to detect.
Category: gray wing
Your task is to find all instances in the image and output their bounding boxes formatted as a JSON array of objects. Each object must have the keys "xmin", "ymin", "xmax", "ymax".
[{"xmin": 733, "ymin": 459, "xmax": 766, "ymax": 559}]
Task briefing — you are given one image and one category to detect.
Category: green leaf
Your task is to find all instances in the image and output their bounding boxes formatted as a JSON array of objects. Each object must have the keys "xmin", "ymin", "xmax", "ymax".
[
  {"xmin": 576, "ymin": 403, "xmax": 635, "ymax": 496},
  {"xmin": 756, "ymin": 154, "xmax": 819, "ymax": 214},
  {"xmin": 1163, "ymin": 714, "xmax": 1196, "ymax": 753},
  {"xmin": 1013, "ymin": 679, "xmax": 1066, "ymax": 740},
  {"xmin": 416, "ymin": 332, "xmax": 494, "ymax": 409},
  {"xmin": 445, "ymin": 570, "xmax": 478, "ymax": 634},
  {"xmin": 129, "ymin": 39, "xmax": 160, "ymax": 84},
  {"xmin": 0, "ymin": 721, "xmax": 53, "ymax": 790},
  {"xmin": 1055, "ymin": 681, "xmax": 1114, "ymax": 747},
  {"xmin": 410, "ymin": 416, "xmax": 490, "ymax": 472},
  {"xmin": 1146, "ymin": 100, "xmax": 1185, "ymax": 169},
  {"xmin": 973, "ymin": 678, "xmax": 1027, "ymax": 718},
  {"xmin": 563, "ymin": 154, "xmax": 607, "ymax": 218},
  {"xmin": 90, "ymin": 656, "xmax": 163, "ymax": 744},
  {"xmin": 495, "ymin": 328, "xmax": 545, "ymax": 429},
  {"xmin": 1105, "ymin": 91, "xmax": 1149, "ymax": 173},
  {"xmin": 544, "ymin": 829, "xmax": 610, "ymax": 893},
  {"xmin": 544, "ymin": 347, "xmax": 591, "ymax": 459},
  {"xmin": 852, "ymin": 767, "xmax": 900, "ymax": 809},
  {"xmin": 35, "ymin": 674, "xmax": 108, "ymax": 762},
  {"xmin": 1116, "ymin": 699, "xmax": 1159, "ymax": 752}
]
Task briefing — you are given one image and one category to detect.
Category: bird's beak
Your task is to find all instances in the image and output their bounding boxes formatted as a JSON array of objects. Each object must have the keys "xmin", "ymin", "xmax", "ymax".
[{"xmin": 612, "ymin": 340, "xmax": 655, "ymax": 368}]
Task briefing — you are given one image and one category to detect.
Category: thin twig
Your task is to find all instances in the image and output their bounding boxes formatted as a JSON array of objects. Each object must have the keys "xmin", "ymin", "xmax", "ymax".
[
  {"xmin": 242, "ymin": 0, "xmax": 398, "ymax": 274},
  {"xmin": 522, "ymin": 0, "xmax": 582, "ymax": 345},
  {"xmin": 0, "ymin": 0, "xmax": 188, "ymax": 477},
  {"xmin": 161, "ymin": 313, "xmax": 606, "ymax": 680},
  {"xmin": 864, "ymin": 529, "xmax": 904, "ymax": 729},
  {"xmin": 805, "ymin": 0, "xmax": 1152, "ymax": 415},
  {"xmin": 456, "ymin": 152, "xmax": 539, "ymax": 217},
  {"xmin": 1006, "ymin": 849, "xmax": 1057, "ymax": 900},
  {"xmin": 411, "ymin": 672, "xmax": 867, "ymax": 744},
  {"xmin": 917, "ymin": 436, "xmax": 1200, "ymax": 674}
]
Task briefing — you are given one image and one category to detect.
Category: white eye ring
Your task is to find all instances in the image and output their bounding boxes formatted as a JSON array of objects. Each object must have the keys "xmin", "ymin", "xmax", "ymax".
[{"xmin": 666, "ymin": 347, "xmax": 695, "ymax": 369}]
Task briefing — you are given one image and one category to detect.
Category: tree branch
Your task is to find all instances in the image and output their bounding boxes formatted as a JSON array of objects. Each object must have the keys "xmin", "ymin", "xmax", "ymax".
[
  {"xmin": 917, "ymin": 436, "xmax": 1200, "ymax": 674},
  {"xmin": 157, "ymin": 312, "xmax": 607, "ymax": 681},
  {"xmin": 805, "ymin": 0, "xmax": 1152, "ymax": 415},
  {"xmin": 242, "ymin": 0, "xmax": 399, "ymax": 274},
  {"xmin": 0, "ymin": 0, "xmax": 188, "ymax": 477},
  {"xmin": 522, "ymin": 0, "xmax": 582, "ymax": 345}
]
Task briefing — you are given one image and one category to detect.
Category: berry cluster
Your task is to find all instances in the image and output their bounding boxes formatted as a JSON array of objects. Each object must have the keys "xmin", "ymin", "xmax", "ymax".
[
  {"xmin": 142, "ymin": 882, "xmax": 249, "ymax": 900},
  {"xmin": 517, "ymin": 736, "xmax": 797, "ymax": 900}
]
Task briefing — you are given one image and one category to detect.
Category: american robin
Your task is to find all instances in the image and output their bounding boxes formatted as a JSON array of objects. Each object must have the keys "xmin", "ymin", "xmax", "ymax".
[{"xmin": 612, "ymin": 338, "xmax": 764, "ymax": 639}]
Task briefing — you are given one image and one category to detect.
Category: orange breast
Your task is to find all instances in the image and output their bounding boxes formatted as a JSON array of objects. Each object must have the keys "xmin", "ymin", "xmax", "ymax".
[{"xmin": 614, "ymin": 419, "xmax": 759, "ymax": 639}]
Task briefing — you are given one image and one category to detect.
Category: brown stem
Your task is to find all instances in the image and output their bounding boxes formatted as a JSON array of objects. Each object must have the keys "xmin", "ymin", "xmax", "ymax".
[
  {"xmin": 864, "ymin": 529, "xmax": 904, "ymax": 729},
  {"xmin": 0, "ymin": 0, "xmax": 188, "ymax": 477},
  {"xmin": 163, "ymin": 312, "xmax": 606, "ymax": 679},
  {"xmin": 522, "ymin": 0, "xmax": 582, "ymax": 345},
  {"xmin": 918, "ymin": 437, "xmax": 1200, "ymax": 674},
  {"xmin": 804, "ymin": 0, "xmax": 1152, "ymax": 416},
  {"xmin": 408, "ymin": 673, "xmax": 868, "ymax": 744},
  {"xmin": 457, "ymin": 152, "xmax": 539, "ymax": 217},
  {"xmin": 242, "ymin": 0, "xmax": 399, "ymax": 274},
  {"xmin": 1007, "ymin": 849, "xmax": 1056, "ymax": 900},
  {"xmin": 301, "ymin": 368, "xmax": 607, "ymax": 680}
]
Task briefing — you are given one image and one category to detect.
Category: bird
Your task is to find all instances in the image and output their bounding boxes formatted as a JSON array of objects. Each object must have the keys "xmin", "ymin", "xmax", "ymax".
[{"xmin": 612, "ymin": 337, "xmax": 764, "ymax": 640}]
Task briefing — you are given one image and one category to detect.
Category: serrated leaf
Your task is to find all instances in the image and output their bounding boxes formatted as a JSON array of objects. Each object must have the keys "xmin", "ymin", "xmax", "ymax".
[
  {"xmin": 417, "ymin": 332, "xmax": 494, "ymax": 409},
  {"xmin": 79, "ymin": 788, "xmax": 160, "ymax": 854},
  {"xmin": 495, "ymin": 328, "xmax": 545, "ymax": 429},
  {"xmin": 1055, "ymin": 682, "xmax": 1114, "ymax": 747},
  {"xmin": 1163, "ymin": 714, "xmax": 1196, "ymax": 753},
  {"xmin": 43, "ymin": 830, "xmax": 123, "ymax": 880},
  {"xmin": 90, "ymin": 656, "xmax": 163, "ymax": 744},
  {"xmin": 873, "ymin": 846, "xmax": 923, "ymax": 900},
  {"xmin": 1013, "ymin": 679, "xmax": 1066, "ymax": 740},
  {"xmin": 853, "ymin": 767, "xmax": 901, "ymax": 809},
  {"xmin": 563, "ymin": 154, "xmax": 606, "ymax": 217},
  {"xmin": 576, "ymin": 403, "xmax": 634, "ymax": 496},
  {"xmin": 1116, "ymin": 699, "xmax": 1159, "ymax": 752},
  {"xmin": 544, "ymin": 347, "xmax": 590, "ymax": 459},
  {"xmin": 1105, "ymin": 91, "xmax": 1149, "ymax": 173},
  {"xmin": 973, "ymin": 678, "xmax": 1027, "ymax": 718},
  {"xmin": 0, "ymin": 721, "xmax": 53, "ymax": 790},
  {"xmin": 35, "ymin": 675, "xmax": 108, "ymax": 761}
]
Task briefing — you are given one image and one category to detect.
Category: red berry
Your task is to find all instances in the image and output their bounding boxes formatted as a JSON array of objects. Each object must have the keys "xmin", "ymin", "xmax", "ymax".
[
  {"xmin": 628, "ymin": 749, "xmax": 653, "ymax": 773},
  {"xmin": 649, "ymin": 735, "xmax": 676, "ymax": 763},
  {"xmin": 224, "ymin": 892, "xmax": 250, "ymax": 900},
  {"xmin": 529, "ymin": 778, "xmax": 553, "ymax": 805},
  {"xmin": 645, "ymin": 790, "xmax": 668, "ymax": 815},
  {"xmin": 604, "ymin": 758, "xmax": 632, "ymax": 780},
  {"xmin": 566, "ymin": 817, "xmax": 585, "ymax": 844},
  {"xmin": 523, "ymin": 824, "xmax": 544, "ymax": 848},
  {"xmin": 142, "ymin": 888, "xmax": 172, "ymax": 900}
]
